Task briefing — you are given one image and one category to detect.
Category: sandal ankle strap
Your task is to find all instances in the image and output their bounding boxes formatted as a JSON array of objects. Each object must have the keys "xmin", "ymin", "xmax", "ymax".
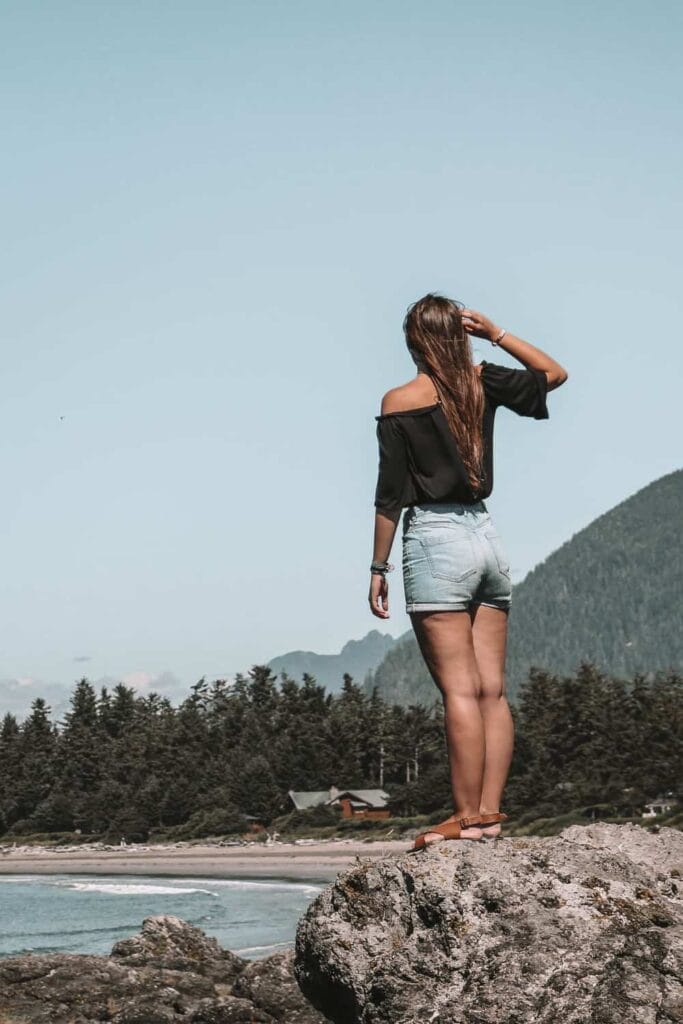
[{"xmin": 459, "ymin": 815, "xmax": 482, "ymax": 829}]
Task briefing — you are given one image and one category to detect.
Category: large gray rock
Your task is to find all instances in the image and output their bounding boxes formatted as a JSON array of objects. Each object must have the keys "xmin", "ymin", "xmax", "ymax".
[
  {"xmin": 0, "ymin": 915, "xmax": 329, "ymax": 1023},
  {"xmin": 294, "ymin": 823, "xmax": 683, "ymax": 1023},
  {"xmin": 232, "ymin": 948, "xmax": 327, "ymax": 1024},
  {"xmin": 111, "ymin": 914, "xmax": 245, "ymax": 985}
]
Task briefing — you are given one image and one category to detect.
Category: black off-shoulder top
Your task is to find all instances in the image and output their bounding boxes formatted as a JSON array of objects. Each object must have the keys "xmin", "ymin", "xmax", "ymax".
[{"xmin": 374, "ymin": 360, "xmax": 549, "ymax": 515}]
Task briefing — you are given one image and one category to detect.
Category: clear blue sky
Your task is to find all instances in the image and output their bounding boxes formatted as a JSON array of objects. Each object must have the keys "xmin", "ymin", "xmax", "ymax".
[{"xmin": 1, "ymin": 1, "xmax": 681, "ymax": 699}]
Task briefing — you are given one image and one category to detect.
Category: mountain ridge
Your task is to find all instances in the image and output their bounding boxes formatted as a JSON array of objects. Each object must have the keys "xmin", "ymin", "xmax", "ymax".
[{"xmin": 267, "ymin": 628, "xmax": 397, "ymax": 693}]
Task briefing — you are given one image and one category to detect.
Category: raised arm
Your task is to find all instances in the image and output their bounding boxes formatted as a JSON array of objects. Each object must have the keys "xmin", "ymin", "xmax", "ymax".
[{"xmin": 462, "ymin": 308, "xmax": 569, "ymax": 390}]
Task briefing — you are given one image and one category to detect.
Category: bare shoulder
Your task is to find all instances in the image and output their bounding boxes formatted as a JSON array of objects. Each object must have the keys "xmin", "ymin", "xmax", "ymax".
[
  {"xmin": 380, "ymin": 379, "xmax": 430, "ymax": 416},
  {"xmin": 380, "ymin": 365, "xmax": 484, "ymax": 415}
]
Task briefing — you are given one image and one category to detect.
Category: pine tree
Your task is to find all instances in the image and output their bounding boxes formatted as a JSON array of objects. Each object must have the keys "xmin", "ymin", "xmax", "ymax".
[
  {"xmin": 234, "ymin": 755, "xmax": 283, "ymax": 821},
  {"xmin": 0, "ymin": 713, "xmax": 21, "ymax": 831},
  {"xmin": 16, "ymin": 698, "xmax": 57, "ymax": 821}
]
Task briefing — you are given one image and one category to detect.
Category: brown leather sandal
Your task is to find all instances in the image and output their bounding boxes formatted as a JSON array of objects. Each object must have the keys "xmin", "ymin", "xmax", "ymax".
[
  {"xmin": 476, "ymin": 811, "xmax": 509, "ymax": 838},
  {"xmin": 411, "ymin": 815, "xmax": 483, "ymax": 852}
]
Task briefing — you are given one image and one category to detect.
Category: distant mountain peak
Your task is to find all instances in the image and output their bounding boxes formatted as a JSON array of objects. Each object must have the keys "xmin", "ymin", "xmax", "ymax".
[{"xmin": 267, "ymin": 630, "xmax": 399, "ymax": 693}]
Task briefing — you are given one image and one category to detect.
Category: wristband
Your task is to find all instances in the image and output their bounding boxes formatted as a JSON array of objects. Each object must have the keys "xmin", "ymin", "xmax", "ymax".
[
  {"xmin": 491, "ymin": 328, "xmax": 507, "ymax": 346},
  {"xmin": 370, "ymin": 561, "xmax": 394, "ymax": 576}
]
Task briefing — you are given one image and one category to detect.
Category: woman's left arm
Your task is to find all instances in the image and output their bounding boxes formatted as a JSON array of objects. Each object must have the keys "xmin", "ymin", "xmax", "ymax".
[
  {"xmin": 369, "ymin": 509, "xmax": 401, "ymax": 619},
  {"xmin": 369, "ymin": 410, "xmax": 408, "ymax": 619}
]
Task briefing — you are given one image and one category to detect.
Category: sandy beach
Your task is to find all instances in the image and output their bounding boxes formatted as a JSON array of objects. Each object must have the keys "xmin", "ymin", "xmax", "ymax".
[{"xmin": 0, "ymin": 839, "xmax": 409, "ymax": 881}]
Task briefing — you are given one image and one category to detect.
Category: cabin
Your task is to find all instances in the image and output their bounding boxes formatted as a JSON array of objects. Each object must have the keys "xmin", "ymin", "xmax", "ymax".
[
  {"xmin": 642, "ymin": 796, "xmax": 674, "ymax": 818},
  {"xmin": 288, "ymin": 784, "xmax": 391, "ymax": 820}
]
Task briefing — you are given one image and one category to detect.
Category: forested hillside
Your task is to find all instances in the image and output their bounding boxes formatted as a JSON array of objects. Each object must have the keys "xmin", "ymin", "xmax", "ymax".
[
  {"xmin": 362, "ymin": 631, "xmax": 434, "ymax": 707},
  {"xmin": 364, "ymin": 470, "xmax": 682, "ymax": 704},
  {"xmin": 0, "ymin": 662, "xmax": 680, "ymax": 842},
  {"xmin": 505, "ymin": 468, "xmax": 682, "ymax": 691}
]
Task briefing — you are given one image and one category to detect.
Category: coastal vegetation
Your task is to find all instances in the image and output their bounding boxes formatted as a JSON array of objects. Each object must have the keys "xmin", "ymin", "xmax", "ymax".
[{"xmin": 0, "ymin": 661, "xmax": 680, "ymax": 844}]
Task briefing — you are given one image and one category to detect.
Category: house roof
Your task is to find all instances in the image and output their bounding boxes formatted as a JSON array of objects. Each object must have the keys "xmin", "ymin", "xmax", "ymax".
[
  {"xmin": 288, "ymin": 787, "xmax": 391, "ymax": 811},
  {"xmin": 288, "ymin": 789, "xmax": 331, "ymax": 811},
  {"xmin": 325, "ymin": 789, "xmax": 390, "ymax": 809}
]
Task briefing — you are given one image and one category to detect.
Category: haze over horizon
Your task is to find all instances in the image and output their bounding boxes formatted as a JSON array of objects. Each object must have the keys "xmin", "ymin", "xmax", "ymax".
[{"xmin": 1, "ymin": 2, "xmax": 681, "ymax": 701}]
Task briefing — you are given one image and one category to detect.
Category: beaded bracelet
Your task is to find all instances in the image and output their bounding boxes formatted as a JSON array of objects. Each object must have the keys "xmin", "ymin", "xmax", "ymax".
[{"xmin": 491, "ymin": 328, "xmax": 507, "ymax": 346}]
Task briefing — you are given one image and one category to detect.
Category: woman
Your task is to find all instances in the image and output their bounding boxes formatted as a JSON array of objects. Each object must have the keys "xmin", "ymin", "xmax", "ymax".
[{"xmin": 368, "ymin": 293, "xmax": 568, "ymax": 850}]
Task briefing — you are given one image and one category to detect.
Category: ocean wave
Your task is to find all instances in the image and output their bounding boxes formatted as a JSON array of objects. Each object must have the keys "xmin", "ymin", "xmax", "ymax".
[
  {"xmin": 181, "ymin": 877, "xmax": 323, "ymax": 896},
  {"xmin": 62, "ymin": 882, "xmax": 218, "ymax": 896},
  {"xmin": 0, "ymin": 875, "xmax": 54, "ymax": 884},
  {"xmin": 234, "ymin": 940, "xmax": 294, "ymax": 956}
]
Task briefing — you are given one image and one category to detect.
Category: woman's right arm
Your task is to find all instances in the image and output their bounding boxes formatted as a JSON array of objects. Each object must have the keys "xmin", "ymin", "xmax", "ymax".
[{"xmin": 462, "ymin": 308, "xmax": 569, "ymax": 390}]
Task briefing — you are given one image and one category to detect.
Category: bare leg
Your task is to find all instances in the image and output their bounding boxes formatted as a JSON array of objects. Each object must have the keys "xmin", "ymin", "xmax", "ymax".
[
  {"xmin": 409, "ymin": 610, "xmax": 484, "ymax": 843},
  {"xmin": 470, "ymin": 603, "xmax": 514, "ymax": 836}
]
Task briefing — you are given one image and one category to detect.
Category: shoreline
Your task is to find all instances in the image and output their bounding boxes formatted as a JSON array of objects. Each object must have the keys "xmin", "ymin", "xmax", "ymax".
[{"xmin": 0, "ymin": 839, "xmax": 409, "ymax": 880}]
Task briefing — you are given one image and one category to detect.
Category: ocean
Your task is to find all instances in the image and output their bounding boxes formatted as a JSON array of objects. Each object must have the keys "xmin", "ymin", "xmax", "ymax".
[{"xmin": 0, "ymin": 873, "xmax": 326, "ymax": 960}]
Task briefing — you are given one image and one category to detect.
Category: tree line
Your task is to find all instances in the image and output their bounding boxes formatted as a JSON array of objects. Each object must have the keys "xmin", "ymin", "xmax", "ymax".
[{"xmin": 0, "ymin": 661, "xmax": 680, "ymax": 841}]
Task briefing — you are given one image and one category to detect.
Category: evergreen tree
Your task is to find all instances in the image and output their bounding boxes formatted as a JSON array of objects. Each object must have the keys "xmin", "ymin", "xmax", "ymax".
[
  {"xmin": 235, "ymin": 755, "xmax": 283, "ymax": 820},
  {"xmin": 328, "ymin": 675, "xmax": 366, "ymax": 786},
  {"xmin": 0, "ymin": 713, "xmax": 22, "ymax": 829},
  {"xmin": 15, "ymin": 698, "xmax": 57, "ymax": 820}
]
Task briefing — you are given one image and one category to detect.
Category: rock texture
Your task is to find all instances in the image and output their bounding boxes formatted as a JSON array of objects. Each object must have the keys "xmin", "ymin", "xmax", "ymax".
[
  {"xmin": 294, "ymin": 823, "xmax": 683, "ymax": 1024},
  {"xmin": 0, "ymin": 915, "xmax": 329, "ymax": 1024}
]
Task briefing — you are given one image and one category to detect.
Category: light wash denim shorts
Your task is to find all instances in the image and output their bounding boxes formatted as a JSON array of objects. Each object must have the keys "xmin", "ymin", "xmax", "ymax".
[{"xmin": 402, "ymin": 500, "xmax": 512, "ymax": 613}]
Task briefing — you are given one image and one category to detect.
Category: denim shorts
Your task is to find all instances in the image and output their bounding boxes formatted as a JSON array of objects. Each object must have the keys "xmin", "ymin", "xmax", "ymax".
[{"xmin": 402, "ymin": 500, "xmax": 512, "ymax": 613}]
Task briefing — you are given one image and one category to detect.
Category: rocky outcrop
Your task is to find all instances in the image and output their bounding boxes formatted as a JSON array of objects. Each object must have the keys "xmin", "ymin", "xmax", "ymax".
[
  {"xmin": 294, "ymin": 823, "xmax": 683, "ymax": 1024},
  {"xmin": 0, "ymin": 915, "xmax": 329, "ymax": 1024}
]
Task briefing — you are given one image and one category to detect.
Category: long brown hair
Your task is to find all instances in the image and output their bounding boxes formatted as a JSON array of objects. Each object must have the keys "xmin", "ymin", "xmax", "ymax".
[{"xmin": 403, "ymin": 292, "xmax": 485, "ymax": 493}]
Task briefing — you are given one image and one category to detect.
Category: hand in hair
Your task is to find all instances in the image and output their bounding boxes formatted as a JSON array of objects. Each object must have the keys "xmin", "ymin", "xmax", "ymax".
[{"xmin": 461, "ymin": 308, "xmax": 502, "ymax": 342}]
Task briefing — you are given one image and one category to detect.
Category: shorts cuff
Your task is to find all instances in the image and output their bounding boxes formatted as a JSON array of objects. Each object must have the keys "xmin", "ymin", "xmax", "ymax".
[
  {"xmin": 406, "ymin": 602, "xmax": 470, "ymax": 612},
  {"xmin": 471, "ymin": 600, "xmax": 511, "ymax": 611}
]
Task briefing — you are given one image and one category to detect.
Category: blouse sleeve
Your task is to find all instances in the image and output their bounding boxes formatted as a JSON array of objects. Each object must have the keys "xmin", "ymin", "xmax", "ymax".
[
  {"xmin": 480, "ymin": 360, "xmax": 549, "ymax": 419},
  {"xmin": 374, "ymin": 415, "xmax": 409, "ymax": 516}
]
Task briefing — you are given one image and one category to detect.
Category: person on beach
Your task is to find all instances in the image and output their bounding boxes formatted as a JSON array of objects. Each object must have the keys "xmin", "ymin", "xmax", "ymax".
[{"xmin": 369, "ymin": 294, "xmax": 568, "ymax": 850}]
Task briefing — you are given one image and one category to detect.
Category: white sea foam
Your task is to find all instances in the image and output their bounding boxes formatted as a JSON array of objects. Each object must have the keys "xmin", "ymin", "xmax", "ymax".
[
  {"xmin": 62, "ymin": 882, "xmax": 218, "ymax": 896},
  {"xmin": 0, "ymin": 875, "xmax": 48, "ymax": 884},
  {"xmin": 181, "ymin": 877, "xmax": 323, "ymax": 896}
]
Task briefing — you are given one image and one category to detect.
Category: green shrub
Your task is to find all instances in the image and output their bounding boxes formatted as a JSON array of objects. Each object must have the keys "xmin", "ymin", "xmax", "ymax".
[
  {"xmin": 0, "ymin": 830, "xmax": 90, "ymax": 846},
  {"xmin": 271, "ymin": 806, "xmax": 339, "ymax": 833},
  {"xmin": 337, "ymin": 817, "xmax": 384, "ymax": 831},
  {"xmin": 161, "ymin": 806, "xmax": 248, "ymax": 840}
]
